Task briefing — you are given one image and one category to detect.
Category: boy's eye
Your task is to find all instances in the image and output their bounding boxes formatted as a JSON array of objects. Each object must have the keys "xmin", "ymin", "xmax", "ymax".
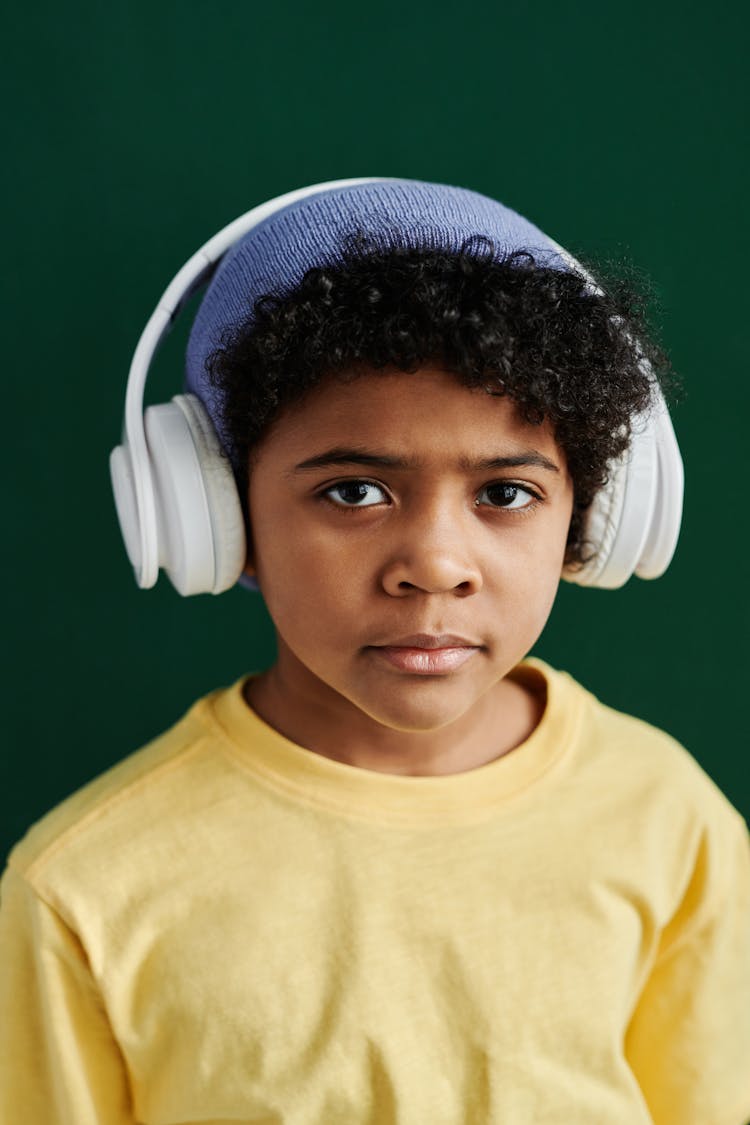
[
  {"xmin": 324, "ymin": 480, "xmax": 388, "ymax": 507},
  {"xmin": 322, "ymin": 480, "xmax": 540, "ymax": 510},
  {"xmin": 476, "ymin": 482, "xmax": 538, "ymax": 510}
]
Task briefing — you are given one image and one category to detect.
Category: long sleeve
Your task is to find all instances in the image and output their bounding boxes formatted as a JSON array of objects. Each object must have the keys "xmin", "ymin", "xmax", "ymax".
[
  {"xmin": 625, "ymin": 811, "xmax": 750, "ymax": 1125},
  {"xmin": 0, "ymin": 863, "xmax": 136, "ymax": 1125}
]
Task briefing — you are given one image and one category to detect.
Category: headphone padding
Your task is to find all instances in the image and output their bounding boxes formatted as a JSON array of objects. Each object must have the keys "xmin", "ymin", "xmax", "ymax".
[
  {"xmin": 144, "ymin": 397, "xmax": 246, "ymax": 595},
  {"xmin": 563, "ymin": 410, "xmax": 659, "ymax": 589},
  {"xmin": 172, "ymin": 394, "xmax": 247, "ymax": 594},
  {"xmin": 562, "ymin": 447, "xmax": 628, "ymax": 588}
]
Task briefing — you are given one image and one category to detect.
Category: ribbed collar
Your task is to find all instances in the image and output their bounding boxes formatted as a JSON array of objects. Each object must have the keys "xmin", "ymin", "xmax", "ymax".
[{"xmin": 194, "ymin": 658, "xmax": 586, "ymax": 826}]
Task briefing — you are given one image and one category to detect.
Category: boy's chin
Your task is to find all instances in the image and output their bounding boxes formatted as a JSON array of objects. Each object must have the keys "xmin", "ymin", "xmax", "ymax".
[{"xmin": 347, "ymin": 678, "xmax": 498, "ymax": 735}]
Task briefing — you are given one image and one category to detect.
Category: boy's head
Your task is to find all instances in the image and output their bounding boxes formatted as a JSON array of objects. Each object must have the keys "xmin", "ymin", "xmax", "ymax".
[
  {"xmin": 175, "ymin": 178, "xmax": 676, "ymax": 734},
  {"xmin": 184, "ymin": 179, "xmax": 672, "ymax": 593}
]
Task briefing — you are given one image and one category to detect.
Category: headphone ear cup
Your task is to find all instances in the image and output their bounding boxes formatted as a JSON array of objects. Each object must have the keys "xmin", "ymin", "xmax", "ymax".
[
  {"xmin": 563, "ymin": 410, "xmax": 659, "ymax": 590},
  {"xmin": 563, "ymin": 388, "xmax": 683, "ymax": 589},
  {"xmin": 144, "ymin": 394, "xmax": 246, "ymax": 596}
]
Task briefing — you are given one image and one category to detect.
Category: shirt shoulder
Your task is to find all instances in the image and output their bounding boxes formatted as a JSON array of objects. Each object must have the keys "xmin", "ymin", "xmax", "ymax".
[
  {"xmin": 5, "ymin": 682, "xmax": 235, "ymax": 890},
  {"xmin": 537, "ymin": 658, "xmax": 746, "ymax": 829}
]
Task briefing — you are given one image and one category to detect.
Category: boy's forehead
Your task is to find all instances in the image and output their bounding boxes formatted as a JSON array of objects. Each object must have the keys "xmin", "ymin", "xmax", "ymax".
[{"xmin": 261, "ymin": 367, "xmax": 566, "ymax": 468}]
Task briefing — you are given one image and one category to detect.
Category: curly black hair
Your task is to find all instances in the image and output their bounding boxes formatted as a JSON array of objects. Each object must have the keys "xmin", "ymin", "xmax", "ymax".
[{"xmin": 205, "ymin": 236, "xmax": 680, "ymax": 569}]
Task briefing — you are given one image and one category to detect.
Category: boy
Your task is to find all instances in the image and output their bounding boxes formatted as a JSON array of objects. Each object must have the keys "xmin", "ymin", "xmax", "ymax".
[{"xmin": 1, "ymin": 179, "xmax": 749, "ymax": 1124}]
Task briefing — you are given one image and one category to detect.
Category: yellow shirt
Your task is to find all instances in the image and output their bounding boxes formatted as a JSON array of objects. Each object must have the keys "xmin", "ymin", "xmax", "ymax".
[{"xmin": 1, "ymin": 658, "xmax": 749, "ymax": 1125}]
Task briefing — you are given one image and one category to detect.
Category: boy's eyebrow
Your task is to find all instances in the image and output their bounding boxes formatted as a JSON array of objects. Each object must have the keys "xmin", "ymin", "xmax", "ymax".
[{"xmin": 292, "ymin": 447, "xmax": 561, "ymax": 474}]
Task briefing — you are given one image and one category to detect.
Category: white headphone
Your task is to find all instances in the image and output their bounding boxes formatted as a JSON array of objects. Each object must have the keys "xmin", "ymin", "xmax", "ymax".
[{"xmin": 110, "ymin": 178, "xmax": 684, "ymax": 597}]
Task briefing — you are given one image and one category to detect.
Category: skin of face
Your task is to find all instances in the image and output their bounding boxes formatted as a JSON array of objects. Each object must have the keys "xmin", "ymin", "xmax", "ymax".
[{"xmin": 242, "ymin": 366, "xmax": 575, "ymax": 776}]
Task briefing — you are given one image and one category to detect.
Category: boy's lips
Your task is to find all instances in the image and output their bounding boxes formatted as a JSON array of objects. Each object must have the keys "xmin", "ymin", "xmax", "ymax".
[
  {"xmin": 373, "ymin": 633, "xmax": 481, "ymax": 649},
  {"xmin": 367, "ymin": 634, "xmax": 482, "ymax": 675}
]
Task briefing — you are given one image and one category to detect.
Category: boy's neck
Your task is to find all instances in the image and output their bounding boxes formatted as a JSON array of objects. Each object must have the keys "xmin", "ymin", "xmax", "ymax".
[{"xmin": 242, "ymin": 668, "xmax": 546, "ymax": 778}]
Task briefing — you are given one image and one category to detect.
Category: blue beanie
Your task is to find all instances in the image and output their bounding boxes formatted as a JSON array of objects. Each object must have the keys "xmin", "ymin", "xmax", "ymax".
[
  {"xmin": 184, "ymin": 178, "xmax": 570, "ymax": 461},
  {"xmin": 183, "ymin": 179, "xmax": 571, "ymax": 592}
]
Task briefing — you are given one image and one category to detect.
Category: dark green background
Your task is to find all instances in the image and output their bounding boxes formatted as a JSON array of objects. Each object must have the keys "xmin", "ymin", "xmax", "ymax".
[{"xmin": 3, "ymin": 0, "xmax": 748, "ymax": 866}]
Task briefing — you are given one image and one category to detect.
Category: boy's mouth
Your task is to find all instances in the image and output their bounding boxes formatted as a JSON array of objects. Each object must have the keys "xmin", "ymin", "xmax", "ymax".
[{"xmin": 368, "ymin": 634, "xmax": 481, "ymax": 675}]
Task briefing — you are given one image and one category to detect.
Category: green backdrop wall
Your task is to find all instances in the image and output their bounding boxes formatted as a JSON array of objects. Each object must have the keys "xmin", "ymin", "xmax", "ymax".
[{"xmin": 3, "ymin": 0, "xmax": 748, "ymax": 865}]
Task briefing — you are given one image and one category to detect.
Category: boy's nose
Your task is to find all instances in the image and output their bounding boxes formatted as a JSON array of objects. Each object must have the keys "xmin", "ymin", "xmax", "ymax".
[{"xmin": 379, "ymin": 512, "xmax": 484, "ymax": 597}]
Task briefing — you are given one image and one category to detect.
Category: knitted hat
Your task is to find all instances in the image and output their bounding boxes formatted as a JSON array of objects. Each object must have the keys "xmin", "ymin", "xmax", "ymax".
[{"xmin": 184, "ymin": 178, "xmax": 571, "ymax": 468}]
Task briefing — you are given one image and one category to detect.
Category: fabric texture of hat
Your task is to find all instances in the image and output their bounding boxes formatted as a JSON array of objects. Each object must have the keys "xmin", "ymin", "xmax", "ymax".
[{"xmin": 184, "ymin": 178, "xmax": 570, "ymax": 466}]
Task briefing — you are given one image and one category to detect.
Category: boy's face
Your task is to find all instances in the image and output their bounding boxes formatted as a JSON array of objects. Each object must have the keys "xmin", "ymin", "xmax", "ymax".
[{"xmin": 244, "ymin": 367, "xmax": 574, "ymax": 735}]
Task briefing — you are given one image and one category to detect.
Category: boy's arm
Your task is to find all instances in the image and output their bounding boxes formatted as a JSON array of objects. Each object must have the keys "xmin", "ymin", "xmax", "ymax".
[
  {"xmin": 0, "ymin": 863, "xmax": 135, "ymax": 1125},
  {"xmin": 625, "ymin": 810, "xmax": 750, "ymax": 1125}
]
